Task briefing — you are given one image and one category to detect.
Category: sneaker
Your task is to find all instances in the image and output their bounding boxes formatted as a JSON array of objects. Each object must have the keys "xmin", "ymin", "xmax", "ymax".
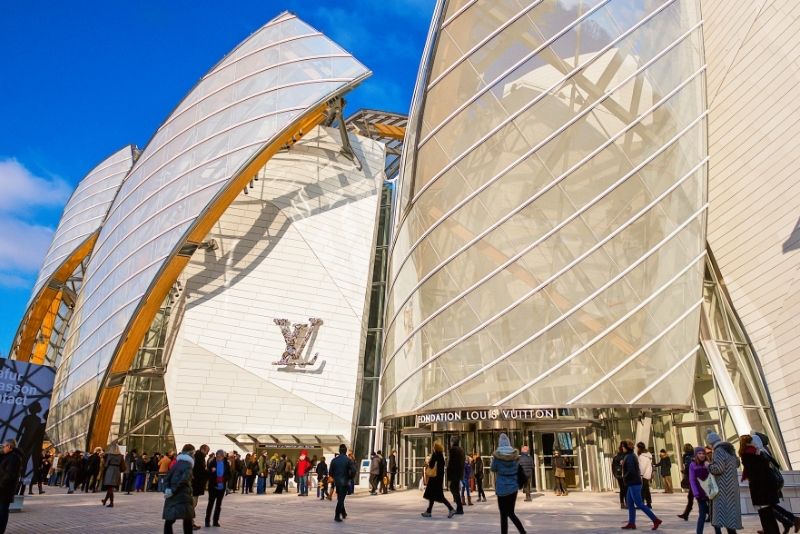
[
  {"xmin": 651, "ymin": 518, "xmax": 662, "ymax": 531},
  {"xmin": 421, "ymin": 512, "xmax": 431, "ymax": 518},
  {"xmin": 447, "ymin": 510, "xmax": 456, "ymax": 519}
]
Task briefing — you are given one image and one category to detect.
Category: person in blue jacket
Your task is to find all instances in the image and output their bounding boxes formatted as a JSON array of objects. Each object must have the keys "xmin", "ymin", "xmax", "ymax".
[
  {"xmin": 490, "ymin": 433, "xmax": 527, "ymax": 534},
  {"xmin": 620, "ymin": 440, "xmax": 662, "ymax": 530}
]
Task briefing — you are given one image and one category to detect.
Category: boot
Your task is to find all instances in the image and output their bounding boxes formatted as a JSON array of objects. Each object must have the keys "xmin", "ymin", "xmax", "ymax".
[
  {"xmin": 467, "ymin": 495, "xmax": 473, "ymax": 506},
  {"xmin": 461, "ymin": 496, "xmax": 466, "ymax": 506}
]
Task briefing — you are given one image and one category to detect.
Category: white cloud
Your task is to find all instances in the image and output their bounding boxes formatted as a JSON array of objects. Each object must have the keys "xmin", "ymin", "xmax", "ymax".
[
  {"xmin": 0, "ymin": 158, "xmax": 71, "ymax": 287},
  {"xmin": 0, "ymin": 158, "xmax": 71, "ymax": 214}
]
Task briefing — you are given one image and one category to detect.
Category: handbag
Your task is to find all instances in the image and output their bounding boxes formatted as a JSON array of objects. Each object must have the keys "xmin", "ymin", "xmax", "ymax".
[
  {"xmin": 425, "ymin": 463, "xmax": 438, "ymax": 478},
  {"xmin": 382, "ymin": 474, "xmax": 390, "ymax": 486},
  {"xmin": 274, "ymin": 473, "xmax": 283, "ymax": 483},
  {"xmin": 698, "ymin": 473, "xmax": 719, "ymax": 500}
]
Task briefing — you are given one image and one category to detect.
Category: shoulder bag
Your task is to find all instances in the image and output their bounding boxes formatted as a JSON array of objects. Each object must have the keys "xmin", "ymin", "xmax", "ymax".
[{"xmin": 698, "ymin": 473, "xmax": 719, "ymax": 500}]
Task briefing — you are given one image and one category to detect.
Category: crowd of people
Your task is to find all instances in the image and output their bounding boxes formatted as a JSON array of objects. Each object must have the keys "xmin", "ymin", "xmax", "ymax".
[{"xmin": 0, "ymin": 428, "xmax": 797, "ymax": 533}]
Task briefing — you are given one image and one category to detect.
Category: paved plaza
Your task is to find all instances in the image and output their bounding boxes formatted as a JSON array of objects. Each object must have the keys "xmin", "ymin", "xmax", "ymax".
[{"xmin": 9, "ymin": 485, "xmax": 762, "ymax": 533}]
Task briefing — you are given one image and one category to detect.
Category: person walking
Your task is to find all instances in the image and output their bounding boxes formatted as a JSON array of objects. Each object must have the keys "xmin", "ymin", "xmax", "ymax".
[
  {"xmin": 447, "ymin": 436, "xmax": 466, "ymax": 515},
  {"xmin": 162, "ymin": 444, "xmax": 195, "ymax": 534},
  {"xmin": 123, "ymin": 449, "xmax": 137, "ymax": 494},
  {"xmin": 377, "ymin": 450, "xmax": 388, "ymax": 494},
  {"xmin": 553, "ymin": 450, "xmax": 568, "ymax": 496},
  {"xmin": 741, "ymin": 434, "xmax": 800, "ymax": 534},
  {"xmin": 190, "ymin": 445, "xmax": 209, "ymax": 531},
  {"xmin": 461, "ymin": 456, "xmax": 473, "ymax": 506},
  {"xmin": 388, "ymin": 450, "xmax": 397, "ymax": 491},
  {"xmin": 473, "ymin": 452, "xmax": 487, "ymax": 502},
  {"xmin": 620, "ymin": 440, "xmax": 662, "ymax": 530},
  {"xmin": 519, "ymin": 446, "xmax": 534, "ymax": 501},
  {"xmin": 491, "ymin": 433, "xmax": 527, "ymax": 534},
  {"xmin": 0, "ymin": 439, "xmax": 24, "ymax": 534},
  {"xmin": 689, "ymin": 446, "xmax": 714, "ymax": 533},
  {"xmin": 205, "ymin": 449, "xmax": 229, "ymax": 528},
  {"xmin": 100, "ymin": 443, "xmax": 125, "ymax": 508},
  {"xmin": 613, "ymin": 445, "xmax": 627, "ymax": 509},
  {"xmin": 754, "ymin": 433, "xmax": 800, "ymax": 534},
  {"xmin": 330, "ymin": 444, "xmax": 356, "ymax": 522},
  {"xmin": 369, "ymin": 452, "xmax": 380, "ymax": 495},
  {"xmin": 84, "ymin": 448, "xmax": 102, "ymax": 493},
  {"xmin": 316, "ymin": 456, "xmax": 329, "ymax": 500},
  {"xmin": 637, "ymin": 443, "xmax": 654, "ymax": 507},
  {"xmin": 706, "ymin": 431, "xmax": 742, "ymax": 534},
  {"xmin": 679, "ymin": 443, "xmax": 697, "ymax": 521},
  {"xmin": 296, "ymin": 450, "xmax": 311, "ymax": 497},
  {"xmin": 656, "ymin": 449, "xmax": 673, "ymax": 494},
  {"xmin": 422, "ymin": 440, "xmax": 455, "ymax": 519}
]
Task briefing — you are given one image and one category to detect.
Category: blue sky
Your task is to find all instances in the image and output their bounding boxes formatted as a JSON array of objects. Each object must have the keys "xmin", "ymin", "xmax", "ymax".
[{"xmin": 0, "ymin": 0, "xmax": 434, "ymax": 355}]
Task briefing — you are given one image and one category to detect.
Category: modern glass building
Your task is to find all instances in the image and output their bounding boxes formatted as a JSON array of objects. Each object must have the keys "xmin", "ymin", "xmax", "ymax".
[
  {"xmin": 380, "ymin": 0, "xmax": 791, "ymax": 492},
  {"xmin": 11, "ymin": 2, "xmax": 800, "ymax": 491}
]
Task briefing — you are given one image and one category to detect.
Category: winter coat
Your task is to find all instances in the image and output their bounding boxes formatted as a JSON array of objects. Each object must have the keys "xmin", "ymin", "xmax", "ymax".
[
  {"xmin": 329, "ymin": 454, "xmax": 354, "ymax": 488},
  {"xmin": 297, "ymin": 458, "xmax": 312, "ymax": 477},
  {"xmin": 463, "ymin": 460, "xmax": 473, "ymax": 481},
  {"xmin": 87, "ymin": 453, "xmax": 101, "ymax": 475},
  {"xmin": 423, "ymin": 451, "xmax": 447, "ymax": 502},
  {"xmin": 622, "ymin": 451, "xmax": 642, "ymax": 487},
  {"xmin": 742, "ymin": 447, "xmax": 780, "ymax": 506},
  {"xmin": 0, "ymin": 449, "xmax": 24, "ymax": 504},
  {"xmin": 638, "ymin": 451, "xmax": 653, "ymax": 480},
  {"xmin": 162, "ymin": 454, "xmax": 195, "ymax": 521},
  {"xmin": 689, "ymin": 461, "xmax": 710, "ymax": 500},
  {"xmin": 491, "ymin": 448, "xmax": 520, "ymax": 498},
  {"xmin": 518, "ymin": 452, "xmax": 534, "ymax": 478},
  {"xmin": 655, "ymin": 456, "xmax": 671, "ymax": 477},
  {"xmin": 315, "ymin": 461, "xmax": 328, "ymax": 480},
  {"xmin": 192, "ymin": 451, "xmax": 208, "ymax": 496},
  {"xmin": 474, "ymin": 457, "xmax": 484, "ymax": 480},
  {"xmin": 102, "ymin": 453, "xmax": 125, "ymax": 488},
  {"xmin": 369, "ymin": 456, "xmax": 381, "ymax": 476},
  {"xmin": 388, "ymin": 454, "xmax": 397, "ymax": 474},
  {"xmin": 708, "ymin": 442, "xmax": 743, "ymax": 529},
  {"xmin": 612, "ymin": 452, "xmax": 625, "ymax": 479},
  {"xmin": 446, "ymin": 445, "xmax": 465, "ymax": 482},
  {"xmin": 206, "ymin": 458, "xmax": 230, "ymax": 491}
]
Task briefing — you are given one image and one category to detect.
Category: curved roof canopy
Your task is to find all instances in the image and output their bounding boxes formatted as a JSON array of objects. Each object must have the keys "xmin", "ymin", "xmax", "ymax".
[
  {"xmin": 10, "ymin": 145, "xmax": 135, "ymax": 362},
  {"xmin": 48, "ymin": 11, "xmax": 370, "ymax": 448}
]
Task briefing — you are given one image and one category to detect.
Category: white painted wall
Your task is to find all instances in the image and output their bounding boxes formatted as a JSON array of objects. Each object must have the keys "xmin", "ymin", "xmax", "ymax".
[
  {"xmin": 164, "ymin": 126, "xmax": 385, "ymax": 452},
  {"xmin": 703, "ymin": 0, "xmax": 800, "ymax": 466}
]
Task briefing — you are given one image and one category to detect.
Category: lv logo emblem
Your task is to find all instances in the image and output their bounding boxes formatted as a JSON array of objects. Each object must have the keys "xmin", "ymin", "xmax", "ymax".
[{"xmin": 273, "ymin": 318, "xmax": 322, "ymax": 367}]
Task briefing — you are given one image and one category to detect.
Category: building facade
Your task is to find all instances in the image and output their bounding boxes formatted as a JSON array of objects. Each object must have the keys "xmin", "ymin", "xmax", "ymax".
[
  {"xmin": 11, "ymin": 1, "xmax": 800, "ymax": 490},
  {"xmin": 380, "ymin": 0, "xmax": 791, "ymax": 492}
]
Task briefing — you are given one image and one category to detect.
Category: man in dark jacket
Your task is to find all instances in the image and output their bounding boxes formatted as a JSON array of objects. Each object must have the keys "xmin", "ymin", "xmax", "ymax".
[
  {"xmin": 368, "ymin": 452, "xmax": 380, "ymax": 495},
  {"xmin": 377, "ymin": 450, "xmax": 388, "ymax": 494},
  {"xmin": 191, "ymin": 444, "xmax": 209, "ymax": 531},
  {"xmin": 206, "ymin": 449, "xmax": 229, "ymax": 528},
  {"xmin": 388, "ymin": 450, "xmax": 397, "ymax": 491},
  {"xmin": 519, "ymin": 445, "xmax": 535, "ymax": 501},
  {"xmin": 446, "ymin": 436, "xmax": 466, "ymax": 515},
  {"xmin": 0, "ymin": 439, "xmax": 23, "ymax": 534},
  {"xmin": 84, "ymin": 448, "xmax": 102, "ymax": 493},
  {"xmin": 612, "ymin": 445, "xmax": 627, "ymax": 509},
  {"xmin": 316, "ymin": 456, "xmax": 329, "ymax": 500},
  {"xmin": 329, "ymin": 444, "xmax": 356, "ymax": 522}
]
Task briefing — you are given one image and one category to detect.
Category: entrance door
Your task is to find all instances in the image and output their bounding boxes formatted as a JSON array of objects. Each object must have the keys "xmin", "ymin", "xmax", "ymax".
[
  {"xmin": 535, "ymin": 431, "xmax": 582, "ymax": 492},
  {"xmin": 403, "ymin": 434, "xmax": 430, "ymax": 490}
]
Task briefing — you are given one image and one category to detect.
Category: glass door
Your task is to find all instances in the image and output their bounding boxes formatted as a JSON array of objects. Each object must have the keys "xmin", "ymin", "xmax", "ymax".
[
  {"xmin": 403, "ymin": 434, "xmax": 430, "ymax": 490},
  {"xmin": 536, "ymin": 431, "xmax": 581, "ymax": 491}
]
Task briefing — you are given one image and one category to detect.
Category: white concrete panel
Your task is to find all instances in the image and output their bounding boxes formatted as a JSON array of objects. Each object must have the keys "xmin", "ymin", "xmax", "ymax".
[{"xmin": 166, "ymin": 126, "xmax": 385, "ymax": 444}]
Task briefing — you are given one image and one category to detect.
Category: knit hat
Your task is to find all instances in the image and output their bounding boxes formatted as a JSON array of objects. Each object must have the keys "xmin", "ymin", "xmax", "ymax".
[
  {"xmin": 706, "ymin": 431, "xmax": 722, "ymax": 446},
  {"xmin": 216, "ymin": 449, "xmax": 225, "ymax": 456},
  {"xmin": 498, "ymin": 433, "xmax": 511, "ymax": 449},
  {"xmin": 751, "ymin": 434, "xmax": 765, "ymax": 452},
  {"xmin": 694, "ymin": 446, "xmax": 705, "ymax": 457}
]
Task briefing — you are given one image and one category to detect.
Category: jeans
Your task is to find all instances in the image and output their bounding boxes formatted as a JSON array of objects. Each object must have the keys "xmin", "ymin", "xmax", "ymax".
[
  {"xmin": 426, "ymin": 496, "xmax": 453, "ymax": 513},
  {"xmin": 206, "ymin": 487, "xmax": 225, "ymax": 525},
  {"xmin": 497, "ymin": 491, "xmax": 526, "ymax": 534},
  {"xmin": 334, "ymin": 483, "xmax": 348, "ymax": 519},
  {"xmin": 642, "ymin": 478, "xmax": 652, "ymax": 506},
  {"xmin": 298, "ymin": 475, "xmax": 307, "ymax": 495},
  {"xmin": 476, "ymin": 477, "xmax": 486, "ymax": 501},
  {"xmin": 0, "ymin": 501, "xmax": 9, "ymax": 534},
  {"xmin": 449, "ymin": 479, "xmax": 463, "ymax": 512},
  {"xmin": 158, "ymin": 474, "xmax": 167, "ymax": 492},
  {"xmin": 164, "ymin": 518, "xmax": 193, "ymax": 534},
  {"xmin": 698, "ymin": 498, "xmax": 709, "ymax": 534},
  {"xmin": 626, "ymin": 484, "xmax": 658, "ymax": 525},
  {"xmin": 460, "ymin": 478, "xmax": 471, "ymax": 501}
]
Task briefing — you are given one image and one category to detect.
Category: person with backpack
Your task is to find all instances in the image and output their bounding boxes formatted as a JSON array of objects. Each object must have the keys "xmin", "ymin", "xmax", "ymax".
[
  {"xmin": 613, "ymin": 445, "xmax": 627, "ymax": 509},
  {"xmin": 621, "ymin": 440, "xmax": 662, "ymax": 530}
]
